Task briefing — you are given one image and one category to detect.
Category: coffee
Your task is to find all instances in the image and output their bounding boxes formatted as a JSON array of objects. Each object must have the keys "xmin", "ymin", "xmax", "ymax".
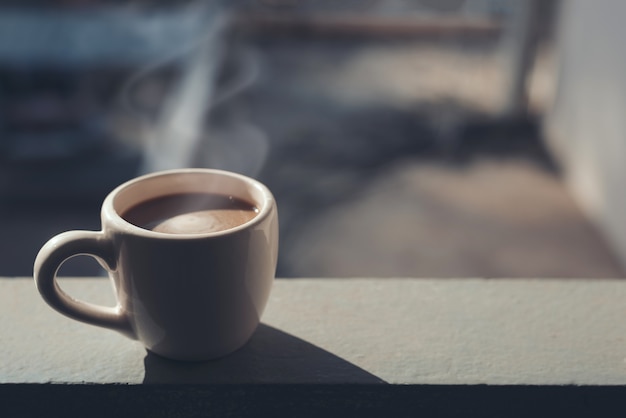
[{"xmin": 122, "ymin": 193, "xmax": 258, "ymax": 234}]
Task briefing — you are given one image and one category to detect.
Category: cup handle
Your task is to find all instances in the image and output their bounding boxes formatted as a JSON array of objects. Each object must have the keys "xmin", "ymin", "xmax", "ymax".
[{"xmin": 34, "ymin": 230, "xmax": 135, "ymax": 339}]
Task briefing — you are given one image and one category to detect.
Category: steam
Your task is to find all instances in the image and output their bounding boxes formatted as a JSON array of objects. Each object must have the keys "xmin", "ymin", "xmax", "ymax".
[
  {"xmin": 119, "ymin": 1, "xmax": 268, "ymax": 177},
  {"xmin": 139, "ymin": 6, "xmax": 227, "ymax": 174}
]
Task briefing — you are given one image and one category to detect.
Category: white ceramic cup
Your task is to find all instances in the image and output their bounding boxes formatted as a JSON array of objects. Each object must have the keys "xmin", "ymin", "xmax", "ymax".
[{"xmin": 34, "ymin": 169, "xmax": 279, "ymax": 361}]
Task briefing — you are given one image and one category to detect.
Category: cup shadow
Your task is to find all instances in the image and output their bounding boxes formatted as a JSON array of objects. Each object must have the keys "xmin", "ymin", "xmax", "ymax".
[{"xmin": 143, "ymin": 324, "xmax": 386, "ymax": 384}]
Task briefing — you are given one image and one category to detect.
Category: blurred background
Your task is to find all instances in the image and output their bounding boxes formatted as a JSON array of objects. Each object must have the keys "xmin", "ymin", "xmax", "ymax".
[{"xmin": 1, "ymin": 0, "xmax": 624, "ymax": 278}]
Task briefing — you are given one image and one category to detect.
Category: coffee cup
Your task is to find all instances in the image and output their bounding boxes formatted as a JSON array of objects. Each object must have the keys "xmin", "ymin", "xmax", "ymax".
[{"xmin": 34, "ymin": 168, "xmax": 279, "ymax": 361}]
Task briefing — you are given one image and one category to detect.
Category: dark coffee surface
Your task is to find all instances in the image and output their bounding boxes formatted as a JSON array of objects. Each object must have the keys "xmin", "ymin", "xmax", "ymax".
[{"xmin": 122, "ymin": 193, "xmax": 258, "ymax": 234}]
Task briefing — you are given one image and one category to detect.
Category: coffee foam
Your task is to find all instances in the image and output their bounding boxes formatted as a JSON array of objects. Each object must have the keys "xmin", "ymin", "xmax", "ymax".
[
  {"xmin": 121, "ymin": 191, "xmax": 259, "ymax": 235},
  {"xmin": 151, "ymin": 208, "xmax": 257, "ymax": 234}
]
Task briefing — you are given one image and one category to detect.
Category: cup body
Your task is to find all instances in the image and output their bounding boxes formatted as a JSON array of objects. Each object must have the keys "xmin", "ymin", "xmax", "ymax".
[{"xmin": 35, "ymin": 169, "xmax": 279, "ymax": 361}]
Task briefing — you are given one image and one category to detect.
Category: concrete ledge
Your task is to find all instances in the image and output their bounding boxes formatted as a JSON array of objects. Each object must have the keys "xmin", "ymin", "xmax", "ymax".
[
  {"xmin": 3, "ymin": 277, "xmax": 626, "ymax": 415},
  {"xmin": 4, "ymin": 277, "xmax": 626, "ymax": 385}
]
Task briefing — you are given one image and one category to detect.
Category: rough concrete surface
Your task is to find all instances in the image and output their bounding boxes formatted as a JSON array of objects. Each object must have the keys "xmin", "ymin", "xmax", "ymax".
[{"xmin": 3, "ymin": 277, "xmax": 626, "ymax": 385}]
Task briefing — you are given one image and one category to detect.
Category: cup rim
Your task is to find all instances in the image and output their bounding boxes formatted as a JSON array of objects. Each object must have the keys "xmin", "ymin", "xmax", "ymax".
[{"xmin": 102, "ymin": 168, "xmax": 275, "ymax": 239}]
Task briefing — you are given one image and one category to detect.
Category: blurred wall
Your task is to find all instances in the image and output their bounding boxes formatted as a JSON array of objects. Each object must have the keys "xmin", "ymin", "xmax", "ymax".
[{"xmin": 545, "ymin": 0, "xmax": 626, "ymax": 271}]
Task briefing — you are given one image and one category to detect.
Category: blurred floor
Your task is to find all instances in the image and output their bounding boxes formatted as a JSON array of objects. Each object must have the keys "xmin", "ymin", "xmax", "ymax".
[
  {"xmin": 0, "ymin": 32, "xmax": 623, "ymax": 278},
  {"xmin": 283, "ymin": 160, "xmax": 623, "ymax": 278},
  {"xmin": 246, "ymin": 36, "xmax": 624, "ymax": 278}
]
